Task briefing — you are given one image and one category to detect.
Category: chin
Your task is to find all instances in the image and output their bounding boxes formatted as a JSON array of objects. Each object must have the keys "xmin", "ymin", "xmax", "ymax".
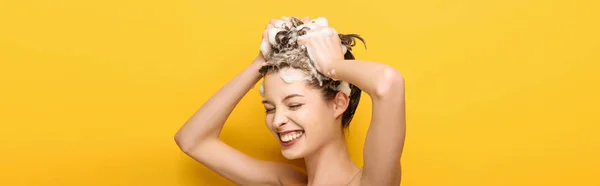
[
  {"xmin": 280, "ymin": 137, "xmax": 309, "ymax": 160},
  {"xmin": 282, "ymin": 148, "xmax": 305, "ymax": 160},
  {"xmin": 277, "ymin": 130, "xmax": 309, "ymax": 159}
]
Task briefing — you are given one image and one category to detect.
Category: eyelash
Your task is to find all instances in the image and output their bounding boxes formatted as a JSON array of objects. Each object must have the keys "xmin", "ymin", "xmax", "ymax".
[
  {"xmin": 265, "ymin": 104, "xmax": 303, "ymax": 113},
  {"xmin": 265, "ymin": 108, "xmax": 275, "ymax": 113},
  {"xmin": 289, "ymin": 104, "xmax": 303, "ymax": 110}
]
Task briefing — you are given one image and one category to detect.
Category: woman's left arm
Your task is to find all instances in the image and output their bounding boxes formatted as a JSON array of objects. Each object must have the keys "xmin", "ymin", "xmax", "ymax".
[
  {"xmin": 331, "ymin": 58, "xmax": 406, "ymax": 186},
  {"xmin": 298, "ymin": 24, "xmax": 406, "ymax": 186}
]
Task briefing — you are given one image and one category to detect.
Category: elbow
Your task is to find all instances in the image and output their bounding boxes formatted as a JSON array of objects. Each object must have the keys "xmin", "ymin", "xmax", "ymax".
[
  {"xmin": 374, "ymin": 67, "xmax": 405, "ymax": 99},
  {"xmin": 174, "ymin": 130, "xmax": 214, "ymax": 155},
  {"xmin": 174, "ymin": 132, "xmax": 196, "ymax": 154}
]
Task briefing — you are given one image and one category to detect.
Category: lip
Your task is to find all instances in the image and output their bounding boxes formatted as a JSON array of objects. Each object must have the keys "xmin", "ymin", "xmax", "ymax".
[
  {"xmin": 280, "ymin": 134, "xmax": 303, "ymax": 148},
  {"xmin": 278, "ymin": 130, "xmax": 304, "ymax": 148},
  {"xmin": 278, "ymin": 130, "xmax": 303, "ymax": 135}
]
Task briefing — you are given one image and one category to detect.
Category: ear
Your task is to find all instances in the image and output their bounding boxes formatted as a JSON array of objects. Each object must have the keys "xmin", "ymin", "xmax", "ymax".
[{"xmin": 332, "ymin": 91, "xmax": 350, "ymax": 119}]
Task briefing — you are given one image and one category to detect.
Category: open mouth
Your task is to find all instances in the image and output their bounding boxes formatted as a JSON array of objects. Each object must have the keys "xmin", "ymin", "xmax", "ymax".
[{"xmin": 278, "ymin": 130, "xmax": 304, "ymax": 147}]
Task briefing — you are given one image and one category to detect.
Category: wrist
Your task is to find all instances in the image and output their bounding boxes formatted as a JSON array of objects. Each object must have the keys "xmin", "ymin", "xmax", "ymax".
[
  {"xmin": 250, "ymin": 55, "xmax": 265, "ymax": 69},
  {"xmin": 326, "ymin": 59, "xmax": 345, "ymax": 79},
  {"xmin": 249, "ymin": 60, "xmax": 264, "ymax": 77}
]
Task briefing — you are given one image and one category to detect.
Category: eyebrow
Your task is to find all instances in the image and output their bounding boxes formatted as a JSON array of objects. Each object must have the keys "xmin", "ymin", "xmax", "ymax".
[{"xmin": 262, "ymin": 94, "xmax": 304, "ymax": 104}]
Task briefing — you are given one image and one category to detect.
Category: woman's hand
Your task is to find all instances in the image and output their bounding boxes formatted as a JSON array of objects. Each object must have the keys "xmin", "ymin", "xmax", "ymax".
[
  {"xmin": 258, "ymin": 16, "xmax": 312, "ymax": 64},
  {"xmin": 258, "ymin": 17, "xmax": 307, "ymax": 64},
  {"xmin": 297, "ymin": 19, "xmax": 345, "ymax": 78},
  {"xmin": 254, "ymin": 22, "xmax": 274, "ymax": 66}
]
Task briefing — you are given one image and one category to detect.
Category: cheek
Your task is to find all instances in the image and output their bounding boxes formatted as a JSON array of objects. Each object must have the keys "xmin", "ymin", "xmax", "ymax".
[
  {"xmin": 294, "ymin": 103, "xmax": 335, "ymax": 129},
  {"xmin": 294, "ymin": 106, "xmax": 314, "ymax": 119},
  {"xmin": 264, "ymin": 114, "xmax": 275, "ymax": 130}
]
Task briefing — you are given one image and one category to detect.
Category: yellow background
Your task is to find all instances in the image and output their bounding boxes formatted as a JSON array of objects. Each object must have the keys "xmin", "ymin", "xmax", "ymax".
[{"xmin": 1, "ymin": 0, "xmax": 598, "ymax": 185}]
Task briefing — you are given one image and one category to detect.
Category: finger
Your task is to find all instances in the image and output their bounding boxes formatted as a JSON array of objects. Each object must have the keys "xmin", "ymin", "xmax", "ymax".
[
  {"xmin": 301, "ymin": 16, "xmax": 310, "ymax": 23},
  {"xmin": 328, "ymin": 27, "xmax": 342, "ymax": 43},
  {"xmin": 297, "ymin": 35, "xmax": 307, "ymax": 44},
  {"xmin": 330, "ymin": 27, "xmax": 338, "ymax": 35},
  {"xmin": 260, "ymin": 39, "xmax": 271, "ymax": 59},
  {"xmin": 297, "ymin": 32, "xmax": 312, "ymax": 45},
  {"xmin": 273, "ymin": 19, "xmax": 287, "ymax": 28},
  {"xmin": 312, "ymin": 21, "xmax": 331, "ymax": 31},
  {"xmin": 262, "ymin": 27, "xmax": 269, "ymax": 40},
  {"xmin": 262, "ymin": 24, "xmax": 274, "ymax": 40},
  {"xmin": 304, "ymin": 22, "xmax": 318, "ymax": 31},
  {"xmin": 312, "ymin": 26, "xmax": 333, "ymax": 37},
  {"xmin": 333, "ymin": 28, "xmax": 343, "ymax": 41},
  {"xmin": 297, "ymin": 21, "xmax": 315, "ymax": 31},
  {"xmin": 268, "ymin": 27, "xmax": 283, "ymax": 45},
  {"xmin": 281, "ymin": 16, "xmax": 292, "ymax": 27},
  {"xmin": 328, "ymin": 27, "xmax": 340, "ymax": 38},
  {"xmin": 270, "ymin": 19, "xmax": 278, "ymax": 26},
  {"xmin": 313, "ymin": 17, "xmax": 328, "ymax": 27}
]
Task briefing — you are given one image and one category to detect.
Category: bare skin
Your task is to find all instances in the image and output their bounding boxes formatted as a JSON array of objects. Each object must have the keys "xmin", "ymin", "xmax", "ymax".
[{"xmin": 175, "ymin": 17, "xmax": 406, "ymax": 186}]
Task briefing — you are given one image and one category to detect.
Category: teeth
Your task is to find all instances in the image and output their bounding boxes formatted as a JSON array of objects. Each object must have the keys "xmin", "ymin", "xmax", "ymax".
[{"xmin": 280, "ymin": 131, "xmax": 304, "ymax": 142}]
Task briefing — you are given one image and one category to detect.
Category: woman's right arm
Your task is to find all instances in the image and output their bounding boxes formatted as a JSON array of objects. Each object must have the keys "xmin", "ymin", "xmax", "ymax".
[{"xmin": 174, "ymin": 54, "xmax": 303, "ymax": 185}]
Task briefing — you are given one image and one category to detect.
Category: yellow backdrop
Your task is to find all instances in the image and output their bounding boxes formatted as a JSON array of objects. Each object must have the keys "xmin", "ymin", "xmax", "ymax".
[{"xmin": 1, "ymin": 0, "xmax": 598, "ymax": 185}]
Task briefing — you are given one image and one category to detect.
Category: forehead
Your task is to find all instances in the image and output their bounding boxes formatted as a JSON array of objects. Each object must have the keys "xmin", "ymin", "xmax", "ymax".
[{"xmin": 262, "ymin": 68, "xmax": 316, "ymax": 100}]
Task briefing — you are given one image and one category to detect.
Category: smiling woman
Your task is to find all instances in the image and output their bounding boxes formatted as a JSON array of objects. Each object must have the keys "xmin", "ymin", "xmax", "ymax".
[{"xmin": 174, "ymin": 16, "xmax": 406, "ymax": 186}]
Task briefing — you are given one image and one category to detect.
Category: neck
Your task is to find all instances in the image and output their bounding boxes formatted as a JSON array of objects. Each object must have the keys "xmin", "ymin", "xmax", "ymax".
[{"xmin": 304, "ymin": 131, "xmax": 360, "ymax": 185}]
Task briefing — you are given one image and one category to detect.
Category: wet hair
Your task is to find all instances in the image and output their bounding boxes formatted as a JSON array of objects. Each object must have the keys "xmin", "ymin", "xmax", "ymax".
[{"xmin": 258, "ymin": 17, "xmax": 365, "ymax": 128}]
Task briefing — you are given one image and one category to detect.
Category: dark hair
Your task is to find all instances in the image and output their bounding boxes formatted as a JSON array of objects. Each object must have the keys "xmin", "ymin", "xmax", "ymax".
[{"xmin": 258, "ymin": 17, "xmax": 365, "ymax": 128}]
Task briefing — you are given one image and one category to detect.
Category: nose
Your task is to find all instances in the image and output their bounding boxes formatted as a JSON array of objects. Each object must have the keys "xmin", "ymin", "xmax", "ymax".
[{"xmin": 272, "ymin": 109, "xmax": 289, "ymax": 128}]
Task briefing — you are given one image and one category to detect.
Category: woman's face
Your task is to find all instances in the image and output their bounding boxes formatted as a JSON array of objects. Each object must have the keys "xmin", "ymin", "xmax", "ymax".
[{"xmin": 261, "ymin": 68, "xmax": 341, "ymax": 159}]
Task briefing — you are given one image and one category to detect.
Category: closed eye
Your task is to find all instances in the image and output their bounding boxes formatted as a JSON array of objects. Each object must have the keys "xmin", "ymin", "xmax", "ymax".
[
  {"xmin": 288, "ymin": 104, "xmax": 303, "ymax": 110},
  {"xmin": 265, "ymin": 108, "xmax": 275, "ymax": 113}
]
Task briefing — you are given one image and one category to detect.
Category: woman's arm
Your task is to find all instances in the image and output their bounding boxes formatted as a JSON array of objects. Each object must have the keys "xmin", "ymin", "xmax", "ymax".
[
  {"xmin": 174, "ymin": 54, "xmax": 304, "ymax": 185},
  {"xmin": 330, "ymin": 59, "xmax": 404, "ymax": 99},
  {"xmin": 331, "ymin": 59, "xmax": 406, "ymax": 186},
  {"xmin": 175, "ymin": 57, "xmax": 262, "ymax": 144}
]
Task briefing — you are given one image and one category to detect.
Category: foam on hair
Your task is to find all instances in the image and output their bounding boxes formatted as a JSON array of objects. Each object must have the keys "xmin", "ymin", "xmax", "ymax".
[
  {"xmin": 259, "ymin": 17, "xmax": 365, "ymax": 88},
  {"xmin": 258, "ymin": 17, "xmax": 366, "ymax": 128}
]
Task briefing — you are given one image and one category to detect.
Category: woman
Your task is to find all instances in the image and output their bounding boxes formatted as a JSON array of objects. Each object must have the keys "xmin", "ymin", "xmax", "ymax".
[{"xmin": 175, "ymin": 17, "xmax": 406, "ymax": 186}]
